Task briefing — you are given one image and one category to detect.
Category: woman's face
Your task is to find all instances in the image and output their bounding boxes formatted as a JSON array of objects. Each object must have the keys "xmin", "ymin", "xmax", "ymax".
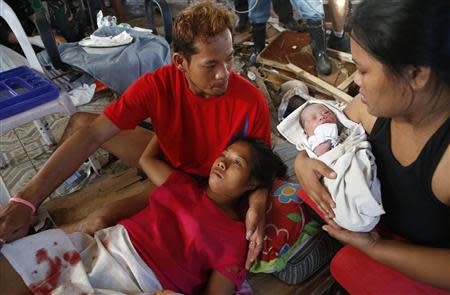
[
  {"xmin": 208, "ymin": 141, "xmax": 255, "ymax": 200},
  {"xmin": 351, "ymin": 39, "xmax": 412, "ymax": 117}
]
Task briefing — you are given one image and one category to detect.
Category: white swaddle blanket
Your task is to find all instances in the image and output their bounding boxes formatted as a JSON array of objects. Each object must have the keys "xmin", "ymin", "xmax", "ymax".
[
  {"xmin": 307, "ymin": 123, "xmax": 339, "ymax": 151},
  {"xmin": 277, "ymin": 99, "xmax": 385, "ymax": 232}
]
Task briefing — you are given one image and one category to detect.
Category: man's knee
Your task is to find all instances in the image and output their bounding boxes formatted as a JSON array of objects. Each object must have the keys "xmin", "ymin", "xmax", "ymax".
[{"xmin": 66, "ymin": 112, "xmax": 98, "ymax": 134}]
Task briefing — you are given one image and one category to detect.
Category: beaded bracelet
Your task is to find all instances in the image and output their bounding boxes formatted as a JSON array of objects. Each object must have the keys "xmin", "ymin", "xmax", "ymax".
[{"xmin": 10, "ymin": 197, "xmax": 37, "ymax": 215}]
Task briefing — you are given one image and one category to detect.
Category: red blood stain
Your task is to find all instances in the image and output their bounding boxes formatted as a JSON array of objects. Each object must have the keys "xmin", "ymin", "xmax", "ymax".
[
  {"xmin": 63, "ymin": 251, "xmax": 81, "ymax": 265},
  {"xmin": 102, "ymin": 239, "xmax": 109, "ymax": 248},
  {"xmin": 29, "ymin": 248, "xmax": 62, "ymax": 294}
]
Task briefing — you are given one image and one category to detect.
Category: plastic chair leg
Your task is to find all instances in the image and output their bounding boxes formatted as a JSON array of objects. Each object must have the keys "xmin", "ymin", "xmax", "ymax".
[{"xmin": 144, "ymin": 0, "xmax": 172, "ymax": 43}]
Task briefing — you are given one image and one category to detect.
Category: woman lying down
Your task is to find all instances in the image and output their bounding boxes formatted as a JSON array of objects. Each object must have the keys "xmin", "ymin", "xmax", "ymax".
[{"xmin": 0, "ymin": 137, "xmax": 287, "ymax": 294}]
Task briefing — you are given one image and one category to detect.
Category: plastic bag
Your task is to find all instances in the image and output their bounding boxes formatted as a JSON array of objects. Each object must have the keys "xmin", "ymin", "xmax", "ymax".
[{"xmin": 96, "ymin": 10, "xmax": 117, "ymax": 28}]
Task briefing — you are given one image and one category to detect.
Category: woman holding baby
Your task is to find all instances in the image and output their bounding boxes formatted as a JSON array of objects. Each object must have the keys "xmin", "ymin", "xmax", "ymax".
[{"xmin": 295, "ymin": 0, "xmax": 450, "ymax": 293}]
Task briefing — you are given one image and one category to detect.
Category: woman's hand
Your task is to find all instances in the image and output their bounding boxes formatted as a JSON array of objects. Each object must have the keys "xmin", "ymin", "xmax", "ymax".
[
  {"xmin": 0, "ymin": 202, "xmax": 35, "ymax": 246},
  {"xmin": 322, "ymin": 217, "xmax": 380, "ymax": 252},
  {"xmin": 295, "ymin": 151, "xmax": 337, "ymax": 217}
]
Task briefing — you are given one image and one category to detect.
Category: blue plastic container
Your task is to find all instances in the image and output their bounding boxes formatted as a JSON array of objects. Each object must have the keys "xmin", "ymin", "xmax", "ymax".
[{"xmin": 0, "ymin": 66, "xmax": 60, "ymax": 120}]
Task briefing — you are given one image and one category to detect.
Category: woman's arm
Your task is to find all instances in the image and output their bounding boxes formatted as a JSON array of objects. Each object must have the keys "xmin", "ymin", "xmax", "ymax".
[
  {"xmin": 323, "ymin": 222, "xmax": 450, "ymax": 290},
  {"xmin": 343, "ymin": 94, "xmax": 377, "ymax": 133},
  {"xmin": 138, "ymin": 135, "xmax": 174, "ymax": 186},
  {"xmin": 203, "ymin": 270, "xmax": 236, "ymax": 295},
  {"xmin": 61, "ymin": 190, "xmax": 152, "ymax": 235}
]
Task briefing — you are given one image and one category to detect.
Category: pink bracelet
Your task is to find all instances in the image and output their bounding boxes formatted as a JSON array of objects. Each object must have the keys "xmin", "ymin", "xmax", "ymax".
[{"xmin": 10, "ymin": 197, "xmax": 37, "ymax": 215}]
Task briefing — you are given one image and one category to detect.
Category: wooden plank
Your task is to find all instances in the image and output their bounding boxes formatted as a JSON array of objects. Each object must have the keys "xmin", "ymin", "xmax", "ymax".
[
  {"xmin": 326, "ymin": 48, "xmax": 354, "ymax": 64},
  {"xmin": 286, "ymin": 63, "xmax": 353, "ymax": 103},
  {"xmin": 43, "ymin": 169, "xmax": 155, "ymax": 225},
  {"xmin": 260, "ymin": 67, "xmax": 335, "ymax": 98},
  {"xmin": 258, "ymin": 59, "xmax": 354, "ymax": 103},
  {"xmin": 337, "ymin": 71, "xmax": 356, "ymax": 91},
  {"xmin": 234, "ymin": 31, "xmax": 252, "ymax": 44}
]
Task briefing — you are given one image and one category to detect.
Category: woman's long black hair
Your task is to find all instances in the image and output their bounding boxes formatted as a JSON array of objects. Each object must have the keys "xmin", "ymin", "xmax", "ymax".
[{"xmin": 351, "ymin": 0, "xmax": 449, "ymax": 84}]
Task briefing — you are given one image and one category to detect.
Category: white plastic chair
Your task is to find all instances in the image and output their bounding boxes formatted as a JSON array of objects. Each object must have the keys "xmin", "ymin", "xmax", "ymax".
[{"xmin": 0, "ymin": 0, "xmax": 77, "ymax": 201}]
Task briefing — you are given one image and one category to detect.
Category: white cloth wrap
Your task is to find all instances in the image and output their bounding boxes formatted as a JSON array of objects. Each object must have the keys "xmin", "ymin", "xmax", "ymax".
[
  {"xmin": 0, "ymin": 225, "xmax": 165, "ymax": 294},
  {"xmin": 277, "ymin": 99, "xmax": 385, "ymax": 232},
  {"xmin": 307, "ymin": 123, "xmax": 339, "ymax": 152}
]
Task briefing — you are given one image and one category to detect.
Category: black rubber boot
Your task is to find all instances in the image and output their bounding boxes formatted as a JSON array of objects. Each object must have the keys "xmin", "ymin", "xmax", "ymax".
[
  {"xmin": 249, "ymin": 22, "xmax": 266, "ymax": 65},
  {"xmin": 307, "ymin": 19, "xmax": 332, "ymax": 75},
  {"xmin": 234, "ymin": 0, "xmax": 249, "ymax": 33},
  {"xmin": 328, "ymin": 33, "xmax": 350, "ymax": 53},
  {"xmin": 272, "ymin": 0, "xmax": 303, "ymax": 31}
]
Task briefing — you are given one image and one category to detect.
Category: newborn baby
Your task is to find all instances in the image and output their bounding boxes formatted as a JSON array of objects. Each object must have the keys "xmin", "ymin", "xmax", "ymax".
[
  {"xmin": 299, "ymin": 104, "xmax": 339, "ymax": 156},
  {"xmin": 277, "ymin": 100, "xmax": 385, "ymax": 232}
]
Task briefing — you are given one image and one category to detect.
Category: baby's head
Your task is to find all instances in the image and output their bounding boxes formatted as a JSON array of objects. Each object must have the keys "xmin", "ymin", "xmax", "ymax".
[{"xmin": 299, "ymin": 103, "xmax": 338, "ymax": 136}]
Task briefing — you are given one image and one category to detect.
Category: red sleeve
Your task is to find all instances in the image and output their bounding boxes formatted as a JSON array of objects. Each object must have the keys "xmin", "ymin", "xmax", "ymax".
[
  {"xmin": 103, "ymin": 71, "xmax": 160, "ymax": 130},
  {"xmin": 256, "ymin": 95, "xmax": 271, "ymax": 145},
  {"xmin": 248, "ymin": 88, "xmax": 271, "ymax": 145}
]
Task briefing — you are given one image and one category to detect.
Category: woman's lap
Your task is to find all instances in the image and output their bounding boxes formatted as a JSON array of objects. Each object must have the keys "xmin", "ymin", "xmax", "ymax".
[{"xmin": 332, "ymin": 244, "xmax": 450, "ymax": 294}]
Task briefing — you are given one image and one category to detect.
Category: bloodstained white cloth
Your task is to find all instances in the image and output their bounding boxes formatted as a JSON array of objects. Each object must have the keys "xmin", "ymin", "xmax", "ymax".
[{"xmin": 1, "ymin": 225, "xmax": 168, "ymax": 294}]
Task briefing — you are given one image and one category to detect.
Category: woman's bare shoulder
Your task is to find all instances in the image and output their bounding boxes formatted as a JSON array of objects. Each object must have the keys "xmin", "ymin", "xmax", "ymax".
[
  {"xmin": 432, "ymin": 145, "xmax": 450, "ymax": 206},
  {"xmin": 344, "ymin": 95, "xmax": 377, "ymax": 133}
]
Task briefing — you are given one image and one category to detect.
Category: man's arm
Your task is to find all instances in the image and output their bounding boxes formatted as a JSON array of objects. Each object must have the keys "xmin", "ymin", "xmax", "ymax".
[
  {"xmin": 138, "ymin": 135, "xmax": 174, "ymax": 186},
  {"xmin": 0, "ymin": 114, "xmax": 121, "ymax": 242}
]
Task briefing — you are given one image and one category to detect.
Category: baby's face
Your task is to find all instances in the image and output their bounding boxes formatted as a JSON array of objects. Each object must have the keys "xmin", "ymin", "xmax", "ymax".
[{"xmin": 300, "ymin": 104, "xmax": 338, "ymax": 136}]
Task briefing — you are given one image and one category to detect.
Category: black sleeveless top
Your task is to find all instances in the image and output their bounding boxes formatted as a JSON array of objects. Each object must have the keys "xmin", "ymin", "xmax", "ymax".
[{"xmin": 368, "ymin": 117, "xmax": 450, "ymax": 248}]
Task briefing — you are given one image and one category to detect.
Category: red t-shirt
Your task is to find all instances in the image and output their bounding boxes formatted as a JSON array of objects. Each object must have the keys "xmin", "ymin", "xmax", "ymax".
[
  {"xmin": 103, "ymin": 64, "xmax": 271, "ymax": 177},
  {"xmin": 119, "ymin": 171, "xmax": 248, "ymax": 294}
]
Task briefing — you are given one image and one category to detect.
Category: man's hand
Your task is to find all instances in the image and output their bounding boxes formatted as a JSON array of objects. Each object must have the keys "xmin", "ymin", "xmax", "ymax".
[
  {"xmin": 0, "ymin": 202, "xmax": 35, "ymax": 246},
  {"xmin": 244, "ymin": 188, "xmax": 268, "ymax": 269},
  {"xmin": 244, "ymin": 205, "xmax": 265, "ymax": 270},
  {"xmin": 295, "ymin": 151, "xmax": 337, "ymax": 217}
]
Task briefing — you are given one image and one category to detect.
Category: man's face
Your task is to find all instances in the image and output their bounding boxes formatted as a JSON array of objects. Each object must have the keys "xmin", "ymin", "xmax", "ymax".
[{"xmin": 181, "ymin": 29, "xmax": 234, "ymax": 98}]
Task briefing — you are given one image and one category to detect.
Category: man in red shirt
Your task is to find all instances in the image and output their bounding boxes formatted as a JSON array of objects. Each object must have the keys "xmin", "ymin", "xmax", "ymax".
[{"xmin": 0, "ymin": 2, "xmax": 270, "ymax": 269}]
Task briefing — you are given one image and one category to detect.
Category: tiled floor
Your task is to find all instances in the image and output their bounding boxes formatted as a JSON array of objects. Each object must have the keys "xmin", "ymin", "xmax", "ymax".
[{"xmin": 0, "ymin": 91, "xmax": 116, "ymax": 198}]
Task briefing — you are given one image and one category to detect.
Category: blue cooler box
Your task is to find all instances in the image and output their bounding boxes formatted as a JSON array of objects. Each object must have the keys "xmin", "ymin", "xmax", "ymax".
[{"xmin": 0, "ymin": 66, "xmax": 60, "ymax": 120}]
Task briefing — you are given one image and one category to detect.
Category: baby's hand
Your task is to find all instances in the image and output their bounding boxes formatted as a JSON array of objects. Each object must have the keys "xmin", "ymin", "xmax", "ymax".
[{"xmin": 314, "ymin": 140, "xmax": 332, "ymax": 156}]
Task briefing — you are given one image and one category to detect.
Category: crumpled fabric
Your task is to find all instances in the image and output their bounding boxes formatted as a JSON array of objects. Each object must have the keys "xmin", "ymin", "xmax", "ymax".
[
  {"xmin": 277, "ymin": 99, "xmax": 385, "ymax": 232},
  {"xmin": 307, "ymin": 123, "xmax": 339, "ymax": 152},
  {"xmin": 38, "ymin": 26, "xmax": 171, "ymax": 94},
  {"xmin": 79, "ymin": 30, "xmax": 133, "ymax": 47}
]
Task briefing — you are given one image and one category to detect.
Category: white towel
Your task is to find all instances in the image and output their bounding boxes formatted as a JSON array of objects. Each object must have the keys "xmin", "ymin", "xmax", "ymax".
[{"xmin": 277, "ymin": 99, "xmax": 385, "ymax": 232}]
